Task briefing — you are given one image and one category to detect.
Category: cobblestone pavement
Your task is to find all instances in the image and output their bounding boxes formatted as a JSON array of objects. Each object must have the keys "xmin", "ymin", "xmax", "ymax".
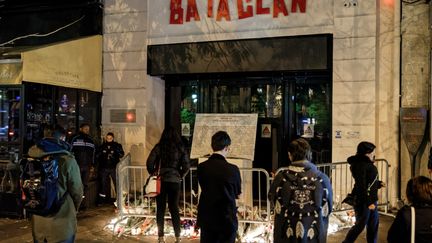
[{"xmin": 0, "ymin": 205, "xmax": 394, "ymax": 243}]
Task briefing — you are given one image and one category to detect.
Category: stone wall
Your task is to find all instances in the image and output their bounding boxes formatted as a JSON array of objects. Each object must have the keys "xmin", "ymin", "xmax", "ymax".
[
  {"xmin": 400, "ymin": 2, "xmax": 431, "ymax": 200},
  {"xmin": 102, "ymin": 0, "xmax": 164, "ymax": 165}
]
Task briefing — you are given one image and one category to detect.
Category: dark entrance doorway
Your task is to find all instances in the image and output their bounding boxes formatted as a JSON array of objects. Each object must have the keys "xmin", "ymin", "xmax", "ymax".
[
  {"xmin": 148, "ymin": 34, "xmax": 333, "ymax": 170},
  {"xmin": 165, "ymin": 74, "xmax": 332, "ymax": 171}
]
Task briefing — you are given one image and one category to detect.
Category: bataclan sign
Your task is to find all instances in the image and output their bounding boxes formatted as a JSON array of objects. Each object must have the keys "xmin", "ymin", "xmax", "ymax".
[{"xmin": 169, "ymin": 0, "xmax": 307, "ymax": 24}]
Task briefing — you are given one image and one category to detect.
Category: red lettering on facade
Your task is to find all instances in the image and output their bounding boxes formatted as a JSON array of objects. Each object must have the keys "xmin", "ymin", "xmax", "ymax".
[
  {"xmin": 168, "ymin": 0, "xmax": 308, "ymax": 24},
  {"xmin": 216, "ymin": 0, "xmax": 231, "ymax": 21},
  {"xmin": 273, "ymin": 0, "xmax": 288, "ymax": 17},
  {"xmin": 256, "ymin": 0, "xmax": 270, "ymax": 15},
  {"xmin": 208, "ymin": 0, "xmax": 213, "ymax": 17},
  {"xmin": 186, "ymin": 0, "xmax": 200, "ymax": 21},
  {"xmin": 291, "ymin": 0, "xmax": 306, "ymax": 12},
  {"xmin": 170, "ymin": 0, "xmax": 184, "ymax": 24},
  {"xmin": 237, "ymin": 0, "xmax": 253, "ymax": 19}
]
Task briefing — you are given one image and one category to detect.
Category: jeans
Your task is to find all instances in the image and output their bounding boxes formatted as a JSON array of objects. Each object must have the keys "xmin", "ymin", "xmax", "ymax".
[
  {"xmin": 156, "ymin": 181, "xmax": 181, "ymax": 237},
  {"xmin": 343, "ymin": 202, "xmax": 379, "ymax": 243}
]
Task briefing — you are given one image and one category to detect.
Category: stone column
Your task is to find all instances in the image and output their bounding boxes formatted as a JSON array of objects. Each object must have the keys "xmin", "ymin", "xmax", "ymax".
[{"xmin": 400, "ymin": 1, "xmax": 431, "ymax": 199}]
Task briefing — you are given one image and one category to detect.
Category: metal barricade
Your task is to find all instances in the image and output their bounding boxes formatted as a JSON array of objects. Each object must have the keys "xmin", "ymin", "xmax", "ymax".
[
  {"xmin": 114, "ymin": 155, "xmax": 272, "ymax": 239},
  {"xmin": 114, "ymin": 155, "xmax": 390, "ymax": 240},
  {"xmin": 274, "ymin": 159, "xmax": 390, "ymax": 213}
]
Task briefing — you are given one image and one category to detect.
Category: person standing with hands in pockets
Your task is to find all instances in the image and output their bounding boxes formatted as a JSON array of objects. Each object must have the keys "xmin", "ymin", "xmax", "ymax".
[{"xmin": 343, "ymin": 141, "xmax": 385, "ymax": 243}]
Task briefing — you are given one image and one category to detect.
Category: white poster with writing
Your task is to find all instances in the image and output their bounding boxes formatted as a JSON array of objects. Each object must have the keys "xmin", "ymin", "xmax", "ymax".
[{"xmin": 190, "ymin": 113, "xmax": 258, "ymax": 160}]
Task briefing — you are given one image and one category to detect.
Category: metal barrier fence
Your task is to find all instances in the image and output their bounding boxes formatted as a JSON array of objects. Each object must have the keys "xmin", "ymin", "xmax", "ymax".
[
  {"xmin": 115, "ymin": 155, "xmax": 390, "ymax": 236},
  {"xmin": 114, "ymin": 154, "xmax": 272, "ymax": 236},
  {"xmin": 275, "ymin": 159, "xmax": 390, "ymax": 213}
]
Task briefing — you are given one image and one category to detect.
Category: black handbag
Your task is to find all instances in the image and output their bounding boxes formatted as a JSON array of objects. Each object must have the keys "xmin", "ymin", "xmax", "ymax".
[{"xmin": 342, "ymin": 193, "xmax": 357, "ymax": 206}]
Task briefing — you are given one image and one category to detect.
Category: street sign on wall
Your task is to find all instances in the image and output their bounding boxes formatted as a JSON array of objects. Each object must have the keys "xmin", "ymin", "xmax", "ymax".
[{"xmin": 400, "ymin": 107, "xmax": 427, "ymax": 177}]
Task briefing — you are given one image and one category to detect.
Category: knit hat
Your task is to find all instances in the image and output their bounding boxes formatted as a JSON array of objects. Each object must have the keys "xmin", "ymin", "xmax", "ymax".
[{"xmin": 357, "ymin": 141, "xmax": 376, "ymax": 155}]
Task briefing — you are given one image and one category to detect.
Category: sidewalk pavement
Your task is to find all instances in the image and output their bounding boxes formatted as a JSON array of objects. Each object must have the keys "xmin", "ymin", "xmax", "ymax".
[{"xmin": 0, "ymin": 204, "xmax": 395, "ymax": 243}]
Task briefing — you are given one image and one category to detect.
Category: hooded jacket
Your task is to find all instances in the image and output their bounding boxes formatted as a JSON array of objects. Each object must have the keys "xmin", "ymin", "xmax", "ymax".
[
  {"xmin": 348, "ymin": 154, "xmax": 381, "ymax": 206},
  {"xmin": 28, "ymin": 138, "xmax": 83, "ymax": 242},
  {"xmin": 268, "ymin": 160, "xmax": 333, "ymax": 243}
]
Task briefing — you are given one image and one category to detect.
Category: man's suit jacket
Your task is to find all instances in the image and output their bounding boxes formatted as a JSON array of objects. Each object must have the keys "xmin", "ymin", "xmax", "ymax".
[{"xmin": 197, "ymin": 153, "xmax": 242, "ymax": 232}]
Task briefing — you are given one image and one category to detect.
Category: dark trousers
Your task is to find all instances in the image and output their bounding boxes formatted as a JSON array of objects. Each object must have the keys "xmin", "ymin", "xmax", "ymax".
[
  {"xmin": 343, "ymin": 202, "xmax": 379, "ymax": 243},
  {"xmin": 34, "ymin": 234, "xmax": 75, "ymax": 243},
  {"xmin": 156, "ymin": 182, "xmax": 181, "ymax": 237},
  {"xmin": 80, "ymin": 166, "xmax": 90, "ymax": 192},
  {"xmin": 200, "ymin": 226, "xmax": 237, "ymax": 243},
  {"xmin": 99, "ymin": 168, "xmax": 116, "ymax": 198}
]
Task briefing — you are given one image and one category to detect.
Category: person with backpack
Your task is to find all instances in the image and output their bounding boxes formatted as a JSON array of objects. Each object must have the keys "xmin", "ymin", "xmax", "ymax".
[
  {"xmin": 97, "ymin": 132, "xmax": 124, "ymax": 204},
  {"xmin": 268, "ymin": 138, "xmax": 333, "ymax": 243},
  {"xmin": 388, "ymin": 176, "xmax": 432, "ymax": 243},
  {"xmin": 342, "ymin": 141, "xmax": 385, "ymax": 243},
  {"xmin": 24, "ymin": 125, "xmax": 83, "ymax": 243},
  {"xmin": 146, "ymin": 127, "xmax": 190, "ymax": 243}
]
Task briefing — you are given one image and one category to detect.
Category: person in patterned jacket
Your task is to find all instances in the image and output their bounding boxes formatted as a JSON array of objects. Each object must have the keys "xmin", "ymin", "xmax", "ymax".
[{"xmin": 268, "ymin": 138, "xmax": 333, "ymax": 243}]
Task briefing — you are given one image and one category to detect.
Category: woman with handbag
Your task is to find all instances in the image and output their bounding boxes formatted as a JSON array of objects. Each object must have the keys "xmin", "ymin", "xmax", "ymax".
[
  {"xmin": 388, "ymin": 176, "xmax": 432, "ymax": 243},
  {"xmin": 146, "ymin": 127, "xmax": 191, "ymax": 243},
  {"xmin": 343, "ymin": 141, "xmax": 385, "ymax": 243}
]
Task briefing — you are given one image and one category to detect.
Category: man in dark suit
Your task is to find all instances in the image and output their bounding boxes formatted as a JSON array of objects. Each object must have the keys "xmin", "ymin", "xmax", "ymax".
[{"xmin": 197, "ymin": 131, "xmax": 242, "ymax": 243}]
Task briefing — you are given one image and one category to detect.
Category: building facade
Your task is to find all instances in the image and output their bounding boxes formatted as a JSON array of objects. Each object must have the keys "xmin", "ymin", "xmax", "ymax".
[{"xmin": 102, "ymin": 0, "xmax": 428, "ymax": 207}]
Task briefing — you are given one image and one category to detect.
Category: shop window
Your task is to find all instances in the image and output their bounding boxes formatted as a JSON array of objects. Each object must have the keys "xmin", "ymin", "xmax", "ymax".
[
  {"xmin": 56, "ymin": 88, "xmax": 77, "ymax": 138},
  {"xmin": 24, "ymin": 83, "xmax": 54, "ymax": 152},
  {"xmin": 0, "ymin": 89, "xmax": 20, "ymax": 145},
  {"xmin": 78, "ymin": 90, "xmax": 100, "ymax": 138}
]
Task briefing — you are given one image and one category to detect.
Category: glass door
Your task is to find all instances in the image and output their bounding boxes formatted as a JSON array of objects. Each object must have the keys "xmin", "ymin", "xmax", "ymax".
[
  {"xmin": 294, "ymin": 78, "xmax": 331, "ymax": 164},
  {"xmin": 166, "ymin": 74, "xmax": 332, "ymax": 168},
  {"xmin": 168, "ymin": 78, "xmax": 286, "ymax": 169}
]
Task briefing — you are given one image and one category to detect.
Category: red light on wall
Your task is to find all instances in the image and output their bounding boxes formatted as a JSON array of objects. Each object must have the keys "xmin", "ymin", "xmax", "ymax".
[
  {"xmin": 126, "ymin": 112, "xmax": 136, "ymax": 122},
  {"xmin": 110, "ymin": 109, "xmax": 136, "ymax": 123},
  {"xmin": 383, "ymin": 0, "xmax": 394, "ymax": 7}
]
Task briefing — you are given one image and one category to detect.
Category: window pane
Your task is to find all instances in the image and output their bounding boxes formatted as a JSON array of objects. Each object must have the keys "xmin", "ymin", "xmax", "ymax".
[
  {"xmin": 0, "ymin": 89, "xmax": 21, "ymax": 144},
  {"xmin": 56, "ymin": 88, "xmax": 76, "ymax": 138},
  {"xmin": 296, "ymin": 82, "xmax": 331, "ymax": 163},
  {"xmin": 251, "ymin": 84, "xmax": 282, "ymax": 118},
  {"xmin": 78, "ymin": 90, "xmax": 99, "ymax": 138},
  {"xmin": 24, "ymin": 84, "xmax": 53, "ymax": 152}
]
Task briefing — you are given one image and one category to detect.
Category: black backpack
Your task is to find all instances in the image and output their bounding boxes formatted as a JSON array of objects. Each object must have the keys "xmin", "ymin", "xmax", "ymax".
[
  {"xmin": 20, "ymin": 155, "xmax": 67, "ymax": 216},
  {"xmin": 275, "ymin": 166, "xmax": 329, "ymax": 241}
]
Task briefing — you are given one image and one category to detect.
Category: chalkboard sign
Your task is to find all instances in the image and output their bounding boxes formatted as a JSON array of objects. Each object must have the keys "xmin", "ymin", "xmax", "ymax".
[{"xmin": 400, "ymin": 107, "xmax": 427, "ymax": 177}]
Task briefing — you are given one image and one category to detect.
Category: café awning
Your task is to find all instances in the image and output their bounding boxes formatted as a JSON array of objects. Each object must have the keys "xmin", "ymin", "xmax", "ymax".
[{"xmin": 0, "ymin": 35, "xmax": 102, "ymax": 92}]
